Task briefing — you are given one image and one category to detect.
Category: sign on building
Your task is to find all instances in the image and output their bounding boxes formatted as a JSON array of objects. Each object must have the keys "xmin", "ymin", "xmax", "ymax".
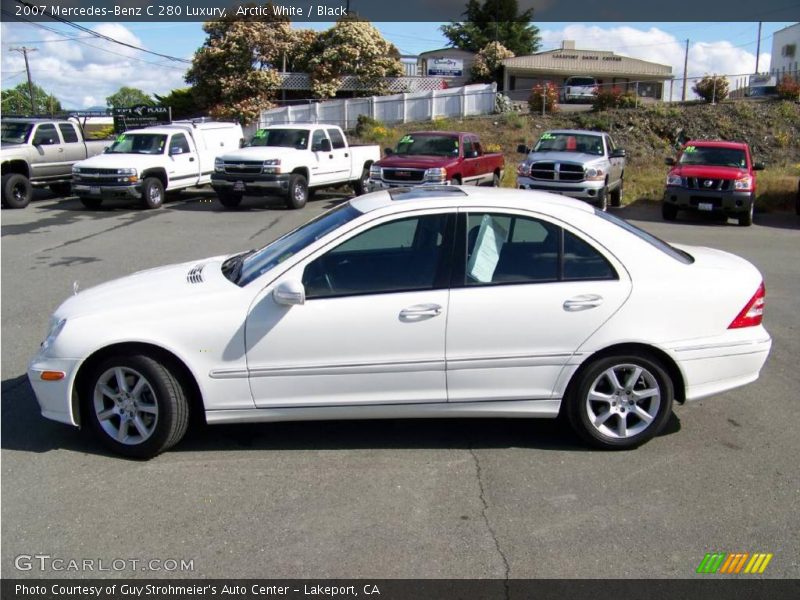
[
  {"xmin": 427, "ymin": 58, "xmax": 464, "ymax": 77},
  {"xmin": 113, "ymin": 105, "xmax": 171, "ymax": 134}
]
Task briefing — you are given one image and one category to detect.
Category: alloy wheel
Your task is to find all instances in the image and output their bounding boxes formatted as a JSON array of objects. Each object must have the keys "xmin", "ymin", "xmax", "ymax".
[
  {"xmin": 584, "ymin": 363, "xmax": 661, "ymax": 439},
  {"xmin": 93, "ymin": 366, "xmax": 159, "ymax": 445}
]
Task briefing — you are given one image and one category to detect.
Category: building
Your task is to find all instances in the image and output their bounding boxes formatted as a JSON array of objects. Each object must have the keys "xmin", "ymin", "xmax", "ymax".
[
  {"xmin": 501, "ymin": 41, "xmax": 673, "ymax": 101},
  {"xmin": 417, "ymin": 48, "xmax": 477, "ymax": 88},
  {"xmin": 770, "ymin": 23, "xmax": 800, "ymax": 82}
]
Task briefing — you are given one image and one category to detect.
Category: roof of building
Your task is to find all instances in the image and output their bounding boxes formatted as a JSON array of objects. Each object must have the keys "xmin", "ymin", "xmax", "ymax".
[{"xmin": 502, "ymin": 47, "xmax": 672, "ymax": 78}]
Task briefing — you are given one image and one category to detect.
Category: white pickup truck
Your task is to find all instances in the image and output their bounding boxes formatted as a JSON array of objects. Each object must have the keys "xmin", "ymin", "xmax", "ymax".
[
  {"xmin": 211, "ymin": 124, "xmax": 380, "ymax": 209},
  {"xmin": 72, "ymin": 120, "xmax": 243, "ymax": 209}
]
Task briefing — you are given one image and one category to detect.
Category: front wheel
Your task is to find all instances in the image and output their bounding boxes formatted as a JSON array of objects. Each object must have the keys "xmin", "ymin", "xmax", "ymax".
[
  {"xmin": 610, "ymin": 177, "xmax": 623, "ymax": 207},
  {"xmin": 564, "ymin": 354, "xmax": 674, "ymax": 449},
  {"xmin": 286, "ymin": 173, "xmax": 308, "ymax": 209},
  {"xmin": 85, "ymin": 355, "xmax": 190, "ymax": 458},
  {"xmin": 662, "ymin": 202, "xmax": 678, "ymax": 221},
  {"xmin": 597, "ymin": 186, "xmax": 608, "ymax": 211},
  {"xmin": 2, "ymin": 173, "xmax": 32, "ymax": 209},
  {"xmin": 218, "ymin": 191, "xmax": 243, "ymax": 209},
  {"xmin": 738, "ymin": 199, "xmax": 754, "ymax": 226},
  {"xmin": 141, "ymin": 177, "xmax": 164, "ymax": 209}
]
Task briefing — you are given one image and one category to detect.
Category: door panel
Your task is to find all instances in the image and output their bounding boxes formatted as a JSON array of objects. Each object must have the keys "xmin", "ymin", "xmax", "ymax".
[{"xmin": 167, "ymin": 134, "xmax": 198, "ymax": 187}]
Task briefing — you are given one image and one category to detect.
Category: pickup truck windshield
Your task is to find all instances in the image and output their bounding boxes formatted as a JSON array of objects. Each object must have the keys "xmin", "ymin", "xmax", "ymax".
[
  {"xmin": 534, "ymin": 133, "xmax": 604, "ymax": 156},
  {"xmin": 250, "ymin": 129, "xmax": 309, "ymax": 150},
  {"xmin": 678, "ymin": 146, "xmax": 747, "ymax": 169},
  {"xmin": 395, "ymin": 134, "xmax": 459, "ymax": 157},
  {"xmin": 1, "ymin": 122, "xmax": 33, "ymax": 144},
  {"xmin": 107, "ymin": 134, "xmax": 167, "ymax": 155},
  {"xmin": 233, "ymin": 203, "xmax": 362, "ymax": 286}
]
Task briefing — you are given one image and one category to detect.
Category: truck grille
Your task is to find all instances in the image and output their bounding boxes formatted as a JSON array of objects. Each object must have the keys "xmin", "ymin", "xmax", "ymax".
[
  {"xmin": 73, "ymin": 168, "xmax": 121, "ymax": 182},
  {"xmin": 382, "ymin": 168, "xmax": 426, "ymax": 183},
  {"xmin": 528, "ymin": 162, "xmax": 585, "ymax": 182},
  {"xmin": 223, "ymin": 161, "xmax": 263, "ymax": 175},
  {"xmin": 686, "ymin": 178, "xmax": 732, "ymax": 191}
]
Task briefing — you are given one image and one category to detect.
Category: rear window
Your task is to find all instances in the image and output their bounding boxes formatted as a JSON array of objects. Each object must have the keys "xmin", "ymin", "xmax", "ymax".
[
  {"xmin": 567, "ymin": 78, "xmax": 596, "ymax": 87},
  {"xmin": 595, "ymin": 210, "xmax": 694, "ymax": 264}
]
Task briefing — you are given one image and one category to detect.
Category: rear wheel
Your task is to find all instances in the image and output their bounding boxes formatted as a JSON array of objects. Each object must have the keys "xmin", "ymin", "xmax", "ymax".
[
  {"xmin": 141, "ymin": 177, "xmax": 164, "ymax": 209},
  {"xmin": 218, "ymin": 191, "xmax": 243, "ymax": 209},
  {"xmin": 85, "ymin": 354, "xmax": 190, "ymax": 459},
  {"xmin": 662, "ymin": 202, "xmax": 678, "ymax": 221},
  {"xmin": 2, "ymin": 173, "xmax": 32, "ymax": 209},
  {"xmin": 450, "ymin": 176, "xmax": 462, "ymax": 186},
  {"xmin": 49, "ymin": 182, "xmax": 72, "ymax": 197},
  {"xmin": 286, "ymin": 173, "xmax": 308, "ymax": 209},
  {"xmin": 565, "ymin": 354, "xmax": 674, "ymax": 449},
  {"xmin": 490, "ymin": 171, "xmax": 501, "ymax": 187},
  {"xmin": 352, "ymin": 166, "xmax": 370, "ymax": 196},
  {"xmin": 610, "ymin": 177, "xmax": 623, "ymax": 207},
  {"xmin": 79, "ymin": 196, "xmax": 103, "ymax": 210}
]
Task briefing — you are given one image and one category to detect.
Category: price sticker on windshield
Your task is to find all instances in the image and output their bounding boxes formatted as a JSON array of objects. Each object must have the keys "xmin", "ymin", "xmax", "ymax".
[
  {"xmin": 684, "ymin": 145, "xmax": 697, "ymax": 153},
  {"xmin": 254, "ymin": 130, "xmax": 267, "ymax": 139},
  {"xmin": 399, "ymin": 135, "xmax": 413, "ymax": 144},
  {"xmin": 540, "ymin": 133, "xmax": 555, "ymax": 140},
  {"xmin": 115, "ymin": 134, "xmax": 127, "ymax": 143}
]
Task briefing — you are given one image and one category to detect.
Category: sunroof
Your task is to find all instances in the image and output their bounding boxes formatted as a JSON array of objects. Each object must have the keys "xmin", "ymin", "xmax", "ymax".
[{"xmin": 388, "ymin": 186, "xmax": 467, "ymax": 201}]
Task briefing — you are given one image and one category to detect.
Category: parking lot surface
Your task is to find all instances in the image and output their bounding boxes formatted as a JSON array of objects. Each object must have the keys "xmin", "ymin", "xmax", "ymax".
[{"xmin": 2, "ymin": 190, "xmax": 799, "ymax": 579}]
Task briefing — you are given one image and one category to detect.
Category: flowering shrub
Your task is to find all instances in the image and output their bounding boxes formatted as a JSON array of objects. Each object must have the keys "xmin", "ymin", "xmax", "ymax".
[
  {"xmin": 528, "ymin": 83, "xmax": 559, "ymax": 113},
  {"xmin": 692, "ymin": 75, "xmax": 729, "ymax": 103},
  {"xmin": 776, "ymin": 76, "xmax": 800, "ymax": 101},
  {"xmin": 471, "ymin": 42, "xmax": 515, "ymax": 84},
  {"xmin": 592, "ymin": 87, "xmax": 638, "ymax": 111}
]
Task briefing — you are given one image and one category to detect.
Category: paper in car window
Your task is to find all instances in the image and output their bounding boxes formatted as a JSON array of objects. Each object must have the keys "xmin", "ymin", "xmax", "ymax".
[
  {"xmin": 254, "ymin": 129, "xmax": 267, "ymax": 139},
  {"xmin": 116, "ymin": 134, "xmax": 126, "ymax": 143},
  {"xmin": 540, "ymin": 133, "xmax": 555, "ymax": 140},
  {"xmin": 683, "ymin": 145, "xmax": 696, "ymax": 153},
  {"xmin": 466, "ymin": 215, "xmax": 508, "ymax": 283},
  {"xmin": 399, "ymin": 135, "xmax": 413, "ymax": 144}
]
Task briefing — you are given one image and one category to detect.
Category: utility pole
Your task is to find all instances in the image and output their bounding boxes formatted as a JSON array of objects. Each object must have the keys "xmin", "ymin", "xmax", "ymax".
[
  {"xmin": 755, "ymin": 22, "xmax": 762, "ymax": 73},
  {"xmin": 10, "ymin": 46, "xmax": 38, "ymax": 114},
  {"xmin": 681, "ymin": 39, "xmax": 689, "ymax": 102}
]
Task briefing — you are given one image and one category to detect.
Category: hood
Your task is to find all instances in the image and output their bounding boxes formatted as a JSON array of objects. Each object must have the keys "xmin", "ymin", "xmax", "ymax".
[
  {"xmin": 221, "ymin": 147, "xmax": 305, "ymax": 162},
  {"xmin": 75, "ymin": 153, "xmax": 165, "ymax": 170},
  {"xmin": 54, "ymin": 255, "xmax": 235, "ymax": 320},
  {"xmin": 525, "ymin": 151, "xmax": 604, "ymax": 164},
  {"xmin": 670, "ymin": 165, "xmax": 748, "ymax": 179},
  {"xmin": 376, "ymin": 154, "xmax": 460, "ymax": 169},
  {"xmin": 0, "ymin": 143, "xmax": 28, "ymax": 156}
]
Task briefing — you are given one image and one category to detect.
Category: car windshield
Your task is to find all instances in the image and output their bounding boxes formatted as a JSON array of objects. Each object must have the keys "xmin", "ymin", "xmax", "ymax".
[
  {"xmin": 107, "ymin": 133, "xmax": 167, "ymax": 155},
  {"xmin": 567, "ymin": 78, "xmax": 596, "ymax": 87},
  {"xmin": 249, "ymin": 128, "xmax": 309, "ymax": 150},
  {"xmin": 533, "ymin": 133, "xmax": 604, "ymax": 156},
  {"xmin": 395, "ymin": 134, "xmax": 459, "ymax": 157},
  {"xmin": 678, "ymin": 146, "xmax": 747, "ymax": 168},
  {"xmin": 235, "ymin": 203, "xmax": 362, "ymax": 286},
  {"xmin": 1, "ymin": 122, "xmax": 34, "ymax": 144}
]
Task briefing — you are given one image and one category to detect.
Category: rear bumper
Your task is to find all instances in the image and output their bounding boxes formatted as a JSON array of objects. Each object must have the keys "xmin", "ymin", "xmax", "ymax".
[
  {"xmin": 73, "ymin": 183, "xmax": 141, "ymax": 200},
  {"xmin": 211, "ymin": 173, "xmax": 290, "ymax": 196},
  {"xmin": 663, "ymin": 186, "xmax": 753, "ymax": 215}
]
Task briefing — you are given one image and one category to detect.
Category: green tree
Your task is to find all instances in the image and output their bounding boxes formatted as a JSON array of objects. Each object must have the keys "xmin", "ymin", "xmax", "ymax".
[
  {"xmin": 470, "ymin": 41, "xmax": 514, "ymax": 83},
  {"xmin": 306, "ymin": 18, "xmax": 404, "ymax": 99},
  {"xmin": 692, "ymin": 75, "xmax": 729, "ymax": 103},
  {"xmin": 1, "ymin": 82, "xmax": 62, "ymax": 115},
  {"xmin": 105, "ymin": 86, "xmax": 154, "ymax": 108},
  {"xmin": 186, "ymin": 9, "xmax": 315, "ymax": 123},
  {"xmin": 153, "ymin": 88, "xmax": 206, "ymax": 120},
  {"xmin": 441, "ymin": 0, "xmax": 540, "ymax": 56}
]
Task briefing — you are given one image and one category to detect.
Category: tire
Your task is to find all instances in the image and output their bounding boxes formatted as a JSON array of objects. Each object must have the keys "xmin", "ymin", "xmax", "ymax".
[
  {"xmin": 450, "ymin": 176, "xmax": 462, "ymax": 186},
  {"xmin": 738, "ymin": 198, "xmax": 754, "ymax": 227},
  {"xmin": 597, "ymin": 186, "xmax": 608, "ymax": 211},
  {"xmin": 352, "ymin": 166, "xmax": 370, "ymax": 196},
  {"xmin": 662, "ymin": 202, "xmax": 678, "ymax": 221},
  {"xmin": 564, "ymin": 353, "xmax": 674, "ymax": 450},
  {"xmin": 489, "ymin": 172, "xmax": 501, "ymax": 187},
  {"xmin": 85, "ymin": 354, "xmax": 190, "ymax": 459},
  {"xmin": 610, "ymin": 177, "xmax": 623, "ymax": 207},
  {"xmin": 141, "ymin": 177, "xmax": 164, "ymax": 209},
  {"xmin": 2, "ymin": 173, "xmax": 33, "ymax": 209},
  {"xmin": 79, "ymin": 196, "xmax": 103, "ymax": 210},
  {"xmin": 286, "ymin": 173, "xmax": 308, "ymax": 209},
  {"xmin": 218, "ymin": 191, "xmax": 243, "ymax": 209},
  {"xmin": 795, "ymin": 180, "xmax": 800, "ymax": 216},
  {"xmin": 49, "ymin": 182, "xmax": 72, "ymax": 197}
]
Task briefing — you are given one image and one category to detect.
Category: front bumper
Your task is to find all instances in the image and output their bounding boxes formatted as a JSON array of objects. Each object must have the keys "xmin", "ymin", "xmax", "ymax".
[
  {"xmin": 73, "ymin": 183, "xmax": 142, "ymax": 200},
  {"xmin": 517, "ymin": 177, "xmax": 606, "ymax": 204},
  {"xmin": 211, "ymin": 173, "xmax": 290, "ymax": 196},
  {"xmin": 28, "ymin": 355, "xmax": 82, "ymax": 426},
  {"xmin": 663, "ymin": 186, "xmax": 753, "ymax": 215},
  {"xmin": 367, "ymin": 178, "xmax": 448, "ymax": 191}
]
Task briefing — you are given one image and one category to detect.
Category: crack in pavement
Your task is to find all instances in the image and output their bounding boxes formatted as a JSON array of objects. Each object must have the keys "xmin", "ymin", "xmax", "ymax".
[
  {"xmin": 469, "ymin": 448, "xmax": 510, "ymax": 597},
  {"xmin": 249, "ymin": 217, "xmax": 282, "ymax": 242}
]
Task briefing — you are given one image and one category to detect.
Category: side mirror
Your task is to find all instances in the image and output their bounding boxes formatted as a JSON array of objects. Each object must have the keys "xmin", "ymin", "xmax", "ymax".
[
  {"xmin": 517, "ymin": 144, "xmax": 530, "ymax": 154},
  {"xmin": 610, "ymin": 148, "xmax": 626, "ymax": 158},
  {"xmin": 384, "ymin": 147, "xmax": 394, "ymax": 156},
  {"xmin": 753, "ymin": 161, "xmax": 765, "ymax": 171},
  {"xmin": 664, "ymin": 157, "xmax": 676, "ymax": 166},
  {"xmin": 273, "ymin": 280, "xmax": 305, "ymax": 306},
  {"xmin": 170, "ymin": 147, "xmax": 183, "ymax": 155},
  {"xmin": 318, "ymin": 139, "xmax": 332, "ymax": 153}
]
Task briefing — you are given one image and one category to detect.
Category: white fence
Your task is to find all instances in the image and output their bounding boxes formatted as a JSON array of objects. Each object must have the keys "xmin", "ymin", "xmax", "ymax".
[{"xmin": 257, "ymin": 83, "xmax": 498, "ymax": 131}]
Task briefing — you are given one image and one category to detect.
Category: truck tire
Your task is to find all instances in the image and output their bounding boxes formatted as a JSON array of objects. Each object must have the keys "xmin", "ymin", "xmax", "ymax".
[
  {"xmin": 218, "ymin": 191, "xmax": 243, "ymax": 209},
  {"xmin": 610, "ymin": 177, "xmax": 623, "ymax": 207},
  {"xmin": 2, "ymin": 173, "xmax": 33, "ymax": 209},
  {"xmin": 49, "ymin": 182, "xmax": 72, "ymax": 197},
  {"xmin": 662, "ymin": 202, "xmax": 678, "ymax": 221},
  {"xmin": 141, "ymin": 177, "xmax": 164, "ymax": 209},
  {"xmin": 352, "ymin": 166, "xmax": 370, "ymax": 196},
  {"xmin": 79, "ymin": 196, "xmax": 103, "ymax": 210},
  {"xmin": 597, "ymin": 186, "xmax": 608, "ymax": 211},
  {"xmin": 450, "ymin": 176, "xmax": 462, "ymax": 186},
  {"xmin": 738, "ymin": 199, "xmax": 754, "ymax": 227},
  {"xmin": 286, "ymin": 173, "xmax": 308, "ymax": 209}
]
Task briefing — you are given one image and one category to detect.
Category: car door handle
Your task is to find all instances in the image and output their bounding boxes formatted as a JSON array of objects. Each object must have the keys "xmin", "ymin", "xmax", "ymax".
[
  {"xmin": 329, "ymin": 154, "xmax": 334, "ymax": 159},
  {"xmin": 58, "ymin": 148, "xmax": 64, "ymax": 152},
  {"xmin": 189, "ymin": 157, "xmax": 195, "ymax": 162},
  {"xmin": 399, "ymin": 303, "xmax": 442, "ymax": 321},
  {"xmin": 345, "ymin": 153, "xmax": 349, "ymax": 157},
  {"xmin": 563, "ymin": 294, "xmax": 604, "ymax": 312}
]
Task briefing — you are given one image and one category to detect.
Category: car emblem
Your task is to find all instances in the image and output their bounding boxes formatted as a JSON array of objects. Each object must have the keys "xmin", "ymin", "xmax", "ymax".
[
  {"xmin": 238, "ymin": 164, "xmax": 247, "ymax": 168},
  {"xmin": 703, "ymin": 179, "xmax": 714, "ymax": 188},
  {"xmin": 396, "ymin": 171, "xmax": 411, "ymax": 177}
]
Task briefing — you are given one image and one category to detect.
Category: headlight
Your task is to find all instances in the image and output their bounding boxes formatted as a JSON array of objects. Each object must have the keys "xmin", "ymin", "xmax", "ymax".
[
  {"xmin": 517, "ymin": 162, "xmax": 531, "ymax": 177},
  {"xmin": 369, "ymin": 165, "xmax": 381, "ymax": 179},
  {"xmin": 72, "ymin": 166, "xmax": 81, "ymax": 174},
  {"xmin": 734, "ymin": 176, "xmax": 753, "ymax": 191},
  {"xmin": 424, "ymin": 167, "xmax": 447, "ymax": 182},
  {"xmin": 666, "ymin": 174, "xmax": 683, "ymax": 186},
  {"xmin": 585, "ymin": 167, "xmax": 605, "ymax": 181},
  {"xmin": 262, "ymin": 159, "xmax": 281, "ymax": 174},
  {"xmin": 41, "ymin": 318, "xmax": 66, "ymax": 353},
  {"xmin": 116, "ymin": 168, "xmax": 136, "ymax": 175},
  {"xmin": 214, "ymin": 157, "xmax": 224, "ymax": 173}
]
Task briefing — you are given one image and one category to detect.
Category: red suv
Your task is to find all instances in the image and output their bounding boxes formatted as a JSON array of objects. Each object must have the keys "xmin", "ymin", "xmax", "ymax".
[{"xmin": 662, "ymin": 140, "xmax": 764, "ymax": 226}]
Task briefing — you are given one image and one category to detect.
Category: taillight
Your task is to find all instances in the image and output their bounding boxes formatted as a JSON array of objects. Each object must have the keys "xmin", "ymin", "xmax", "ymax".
[{"xmin": 729, "ymin": 282, "xmax": 765, "ymax": 328}]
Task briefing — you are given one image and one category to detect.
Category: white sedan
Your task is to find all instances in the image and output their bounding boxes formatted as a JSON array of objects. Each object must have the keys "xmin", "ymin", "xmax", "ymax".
[{"xmin": 28, "ymin": 187, "xmax": 771, "ymax": 458}]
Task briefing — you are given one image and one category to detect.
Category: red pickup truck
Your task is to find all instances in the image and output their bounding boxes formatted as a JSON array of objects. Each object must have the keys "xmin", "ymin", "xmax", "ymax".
[
  {"xmin": 662, "ymin": 140, "xmax": 764, "ymax": 226},
  {"xmin": 367, "ymin": 131, "xmax": 504, "ymax": 189}
]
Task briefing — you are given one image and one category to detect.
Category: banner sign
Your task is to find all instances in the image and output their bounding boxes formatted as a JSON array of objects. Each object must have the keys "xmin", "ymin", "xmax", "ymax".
[{"xmin": 113, "ymin": 105, "xmax": 171, "ymax": 134}]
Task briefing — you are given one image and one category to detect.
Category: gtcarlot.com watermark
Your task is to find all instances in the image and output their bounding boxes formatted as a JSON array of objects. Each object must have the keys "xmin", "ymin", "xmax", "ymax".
[{"xmin": 14, "ymin": 554, "xmax": 194, "ymax": 573}]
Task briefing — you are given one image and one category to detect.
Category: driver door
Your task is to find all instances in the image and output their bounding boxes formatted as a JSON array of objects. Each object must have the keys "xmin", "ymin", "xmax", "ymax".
[{"xmin": 30, "ymin": 123, "xmax": 64, "ymax": 179}]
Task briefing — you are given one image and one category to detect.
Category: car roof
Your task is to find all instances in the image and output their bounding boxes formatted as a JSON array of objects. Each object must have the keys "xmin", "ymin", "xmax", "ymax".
[
  {"xmin": 2, "ymin": 118, "xmax": 66, "ymax": 124},
  {"xmin": 544, "ymin": 129, "xmax": 605, "ymax": 137},
  {"xmin": 685, "ymin": 140, "xmax": 748, "ymax": 149},
  {"xmin": 350, "ymin": 186, "xmax": 596, "ymax": 218},
  {"xmin": 405, "ymin": 131, "xmax": 463, "ymax": 137}
]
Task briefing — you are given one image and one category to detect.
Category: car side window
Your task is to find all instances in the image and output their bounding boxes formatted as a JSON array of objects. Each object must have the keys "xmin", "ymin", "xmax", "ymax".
[
  {"xmin": 302, "ymin": 214, "xmax": 449, "ymax": 299},
  {"xmin": 327, "ymin": 128, "xmax": 346, "ymax": 150},
  {"xmin": 32, "ymin": 124, "xmax": 58, "ymax": 145},
  {"xmin": 58, "ymin": 124, "xmax": 79, "ymax": 143},
  {"xmin": 311, "ymin": 130, "xmax": 328, "ymax": 152},
  {"xmin": 606, "ymin": 136, "xmax": 616, "ymax": 155},
  {"xmin": 563, "ymin": 231, "xmax": 616, "ymax": 280},
  {"xmin": 170, "ymin": 133, "xmax": 191, "ymax": 154},
  {"xmin": 462, "ymin": 137, "xmax": 474, "ymax": 157}
]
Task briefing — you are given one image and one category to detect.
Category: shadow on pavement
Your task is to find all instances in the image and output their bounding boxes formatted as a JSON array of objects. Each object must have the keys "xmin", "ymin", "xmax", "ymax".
[{"xmin": 615, "ymin": 198, "xmax": 800, "ymax": 229}]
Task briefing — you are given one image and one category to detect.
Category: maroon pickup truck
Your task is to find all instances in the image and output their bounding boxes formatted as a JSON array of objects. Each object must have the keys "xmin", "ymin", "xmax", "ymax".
[{"xmin": 367, "ymin": 131, "xmax": 504, "ymax": 189}]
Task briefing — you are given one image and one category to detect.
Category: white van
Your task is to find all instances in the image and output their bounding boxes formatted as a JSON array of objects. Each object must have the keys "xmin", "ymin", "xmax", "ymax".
[{"xmin": 72, "ymin": 120, "xmax": 244, "ymax": 209}]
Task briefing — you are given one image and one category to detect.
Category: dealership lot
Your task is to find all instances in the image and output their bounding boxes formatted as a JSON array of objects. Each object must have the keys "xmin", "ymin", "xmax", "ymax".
[{"xmin": 2, "ymin": 190, "xmax": 799, "ymax": 579}]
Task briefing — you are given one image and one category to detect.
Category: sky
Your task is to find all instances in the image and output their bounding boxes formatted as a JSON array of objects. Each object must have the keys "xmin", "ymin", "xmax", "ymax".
[{"xmin": 0, "ymin": 20, "xmax": 795, "ymax": 109}]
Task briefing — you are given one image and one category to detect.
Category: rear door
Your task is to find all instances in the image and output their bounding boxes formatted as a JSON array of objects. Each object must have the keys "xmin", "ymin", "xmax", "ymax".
[
  {"xmin": 167, "ymin": 133, "xmax": 199, "ymax": 187},
  {"xmin": 326, "ymin": 128, "xmax": 352, "ymax": 183},
  {"xmin": 58, "ymin": 123, "xmax": 86, "ymax": 166},
  {"xmin": 605, "ymin": 135, "xmax": 623, "ymax": 185}
]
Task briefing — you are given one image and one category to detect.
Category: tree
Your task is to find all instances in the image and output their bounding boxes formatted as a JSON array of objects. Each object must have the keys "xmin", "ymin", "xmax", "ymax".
[
  {"xmin": 692, "ymin": 75, "xmax": 729, "ymax": 103},
  {"xmin": 153, "ymin": 88, "xmax": 206, "ymax": 120},
  {"xmin": 306, "ymin": 18, "xmax": 404, "ymax": 99},
  {"xmin": 1, "ymin": 82, "xmax": 62, "ymax": 115},
  {"xmin": 441, "ymin": 0, "xmax": 540, "ymax": 56},
  {"xmin": 106, "ymin": 86, "xmax": 154, "ymax": 108},
  {"xmin": 471, "ymin": 41, "xmax": 514, "ymax": 83},
  {"xmin": 186, "ymin": 11, "xmax": 315, "ymax": 123}
]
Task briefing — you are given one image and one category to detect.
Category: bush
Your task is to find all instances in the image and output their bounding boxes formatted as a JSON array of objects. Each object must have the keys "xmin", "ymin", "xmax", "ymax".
[
  {"xmin": 353, "ymin": 114, "xmax": 396, "ymax": 144},
  {"xmin": 692, "ymin": 75, "xmax": 729, "ymax": 103},
  {"xmin": 528, "ymin": 83, "xmax": 559, "ymax": 114},
  {"xmin": 592, "ymin": 87, "xmax": 638, "ymax": 111},
  {"xmin": 776, "ymin": 76, "xmax": 800, "ymax": 101}
]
